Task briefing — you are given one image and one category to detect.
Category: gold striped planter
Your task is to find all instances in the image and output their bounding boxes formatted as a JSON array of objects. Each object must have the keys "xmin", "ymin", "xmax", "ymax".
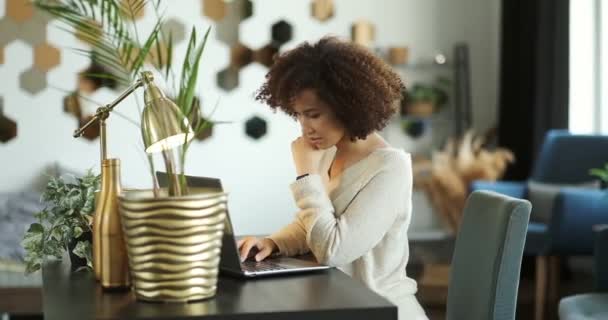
[{"xmin": 118, "ymin": 188, "xmax": 227, "ymax": 302}]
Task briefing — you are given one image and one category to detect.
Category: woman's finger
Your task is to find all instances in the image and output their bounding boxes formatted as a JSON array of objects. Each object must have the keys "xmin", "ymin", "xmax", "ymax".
[
  {"xmin": 239, "ymin": 239, "xmax": 257, "ymax": 262},
  {"xmin": 255, "ymin": 246, "xmax": 273, "ymax": 262}
]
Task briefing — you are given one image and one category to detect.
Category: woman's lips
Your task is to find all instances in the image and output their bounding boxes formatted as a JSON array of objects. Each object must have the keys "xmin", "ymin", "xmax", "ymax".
[{"xmin": 309, "ymin": 137, "xmax": 322, "ymax": 144}]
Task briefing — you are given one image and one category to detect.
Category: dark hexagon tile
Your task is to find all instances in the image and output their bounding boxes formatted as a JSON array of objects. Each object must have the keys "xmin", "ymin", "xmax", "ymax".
[
  {"xmin": 20, "ymin": 67, "xmax": 47, "ymax": 95},
  {"xmin": 202, "ymin": 0, "xmax": 226, "ymax": 21},
  {"xmin": 188, "ymin": 97, "xmax": 214, "ymax": 141},
  {"xmin": 245, "ymin": 115, "xmax": 267, "ymax": 140},
  {"xmin": 63, "ymin": 91, "xmax": 82, "ymax": 119},
  {"xmin": 253, "ymin": 43, "xmax": 279, "ymax": 68},
  {"xmin": 230, "ymin": 43, "xmax": 253, "ymax": 69},
  {"xmin": 216, "ymin": 66, "xmax": 239, "ymax": 91},
  {"xmin": 311, "ymin": 0, "xmax": 334, "ymax": 22},
  {"xmin": 78, "ymin": 62, "xmax": 118, "ymax": 93},
  {"xmin": 0, "ymin": 97, "xmax": 18, "ymax": 143},
  {"xmin": 78, "ymin": 114, "xmax": 100, "ymax": 140},
  {"xmin": 271, "ymin": 20, "xmax": 292, "ymax": 47},
  {"xmin": 6, "ymin": 0, "xmax": 34, "ymax": 23}
]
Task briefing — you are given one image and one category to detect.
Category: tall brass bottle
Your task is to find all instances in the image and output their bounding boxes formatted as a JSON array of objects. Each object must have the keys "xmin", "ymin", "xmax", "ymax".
[{"xmin": 93, "ymin": 158, "xmax": 130, "ymax": 289}]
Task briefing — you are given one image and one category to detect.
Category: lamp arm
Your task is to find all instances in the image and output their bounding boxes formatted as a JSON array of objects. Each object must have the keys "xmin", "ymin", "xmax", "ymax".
[{"xmin": 73, "ymin": 78, "xmax": 145, "ymax": 138}]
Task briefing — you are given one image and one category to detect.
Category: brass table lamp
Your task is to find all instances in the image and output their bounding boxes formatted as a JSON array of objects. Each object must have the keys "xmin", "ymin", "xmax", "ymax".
[{"xmin": 73, "ymin": 71, "xmax": 194, "ymax": 289}]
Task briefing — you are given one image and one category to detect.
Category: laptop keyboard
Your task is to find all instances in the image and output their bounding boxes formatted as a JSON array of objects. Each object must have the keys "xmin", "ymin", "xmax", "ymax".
[{"xmin": 241, "ymin": 260, "xmax": 288, "ymax": 272}]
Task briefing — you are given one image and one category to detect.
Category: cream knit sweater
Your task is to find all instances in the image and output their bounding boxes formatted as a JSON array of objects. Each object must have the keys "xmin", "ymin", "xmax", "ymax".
[{"xmin": 268, "ymin": 147, "xmax": 428, "ymax": 320}]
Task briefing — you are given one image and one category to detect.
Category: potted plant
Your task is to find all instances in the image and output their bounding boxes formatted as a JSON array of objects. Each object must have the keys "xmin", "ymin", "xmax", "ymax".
[
  {"xmin": 22, "ymin": 171, "xmax": 100, "ymax": 273},
  {"xmin": 401, "ymin": 77, "xmax": 450, "ymax": 117},
  {"xmin": 31, "ymin": 0, "xmax": 227, "ymax": 302}
]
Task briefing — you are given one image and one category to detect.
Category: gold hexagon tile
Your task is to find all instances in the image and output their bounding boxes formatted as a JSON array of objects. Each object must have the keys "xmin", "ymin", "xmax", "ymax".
[
  {"xmin": 351, "ymin": 20, "xmax": 375, "ymax": 47},
  {"xmin": 120, "ymin": 0, "xmax": 146, "ymax": 20},
  {"xmin": 311, "ymin": 0, "xmax": 334, "ymax": 22},
  {"xmin": 34, "ymin": 43, "xmax": 61, "ymax": 72},
  {"xmin": 0, "ymin": 46, "xmax": 4, "ymax": 65},
  {"xmin": 75, "ymin": 19, "xmax": 102, "ymax": 45},
  {"xmin": 6, "ymin": 0, "xmax": 34, "ymax": 23},
  {"xmin": 203, "ymin": 0, "xmax": 226, "ymax": 22}
]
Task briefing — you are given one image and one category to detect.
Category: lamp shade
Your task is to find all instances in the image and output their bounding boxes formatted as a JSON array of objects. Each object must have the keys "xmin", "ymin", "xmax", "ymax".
[{"xmin": 141, "ymin": 79, "xmax": 194, "ymax": 153}]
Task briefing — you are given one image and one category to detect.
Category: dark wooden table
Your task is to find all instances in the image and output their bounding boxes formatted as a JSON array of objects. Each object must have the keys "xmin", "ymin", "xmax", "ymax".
[{"xmin": 42, "ymin": 261, "xmax": 397, "ymax": 320}]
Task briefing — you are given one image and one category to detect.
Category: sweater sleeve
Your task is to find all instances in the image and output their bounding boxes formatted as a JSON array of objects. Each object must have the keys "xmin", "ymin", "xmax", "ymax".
[
  {"xmin": 291, "ymin": 159, "xmax": 409, "ymax": 266},
  {"xmin": 267, "ymin": 218, "xmax": 311, "ymax": 257}
]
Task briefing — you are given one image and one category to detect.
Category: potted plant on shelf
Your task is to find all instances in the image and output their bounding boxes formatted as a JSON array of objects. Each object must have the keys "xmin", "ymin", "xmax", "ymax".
[
  {"xmin": 22, "ymin": 171, "xmax": 100, "ymax": 273},
  {"xmin": 401, "ymin": 77, "xmax": 450, "ymax": 117},
  {"xmin": 30, "ymin": 0, "xmax": 227, "ymax": 302}
]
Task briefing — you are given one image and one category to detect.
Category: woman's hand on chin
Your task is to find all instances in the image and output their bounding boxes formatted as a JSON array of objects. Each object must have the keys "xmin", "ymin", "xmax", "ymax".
[{"xmin": 291, "ymin": 136, "xmax": 325, "ymax": 176}]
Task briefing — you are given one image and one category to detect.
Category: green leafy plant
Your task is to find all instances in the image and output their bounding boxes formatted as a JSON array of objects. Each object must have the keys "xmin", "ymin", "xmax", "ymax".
[
  {"xmin": 590, "ymin": 163, "xmax": 608, "ymax": 186},
  {"xmin": 33, "ymin": 0, "xmax": 218, "ymax": 196},
  {"xmin": 403, "ymin": 77, "xmax": 451, "ymax": 116},
  {"xmin": 21, "ymin": 171, "xmax": 101, "ymax": 274}
]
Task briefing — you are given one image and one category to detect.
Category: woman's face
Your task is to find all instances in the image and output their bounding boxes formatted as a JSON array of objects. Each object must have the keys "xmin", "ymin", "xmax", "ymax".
[{"xmin": 292, "ymin": 89, "xmax": 346, "ymax": 149}]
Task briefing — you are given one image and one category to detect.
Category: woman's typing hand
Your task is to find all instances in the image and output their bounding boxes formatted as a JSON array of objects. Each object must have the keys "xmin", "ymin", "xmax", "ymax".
[{"xmin": 237, "ymin": 236, "xmax": 279, "ymax": 262}]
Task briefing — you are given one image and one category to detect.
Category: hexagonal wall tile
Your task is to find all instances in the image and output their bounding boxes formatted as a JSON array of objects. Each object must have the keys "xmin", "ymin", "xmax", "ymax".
[
  {"xmin": 75, "ymin": 19, "xmax": 102, "ymax": 45},
  {"xmin": 0, "ymin": 97, "xmax": 18, "ymax": 143},
  {"xmin": 217, "ymin": 66, "xmax": 239, "ymax": 91},
  {"xmin": 230, "ymin": 43, "xmax": 252, "ymax": 69},
  {"xmin": 34, "ymin": 43, "xmax": 61, "ymax": 72},
  {"xmin": 78, "ymin": 114, "xmax": 100, "ymax": 140},
  {"xmin": 351, "ymin": 20, "xmax": 375, "ymax": 47},
  {"xmin": 78, "ymin": 62, "xmax": 118, "ymax": 93},
  {"xmin": 63, "ymin": 91, "xmax": 82, "ymax": 119},
  {"xmin": 202, "ymin": 0, "xmax": 226, "ymax": 22},
  {"xmin": 311, "ymin": 0, "xmax": 334, "ymax": 22},
  {"xmin": 0, "ymin": 18, "xmax": 19, "ymax": 46},
  {"xmin": 20, "ymin": 67, "xmax": 47, "ymax": 94},
  {"xmin": 271, "ymin": 20, "xmax": 292, "ymax": 47},
  {"xmin": 6, "ymin": 0, "xmax": 34, "ymax": 23},
  {"xmin": 215, "ymin": 0, "xmax": 252, "ymax": 46},
  {"xmin": 188, "ymin": 97, "xmax": 214, "ymax": 141},
  {"xmin": 0, "ymin": 46, "xmax": 4, "ymax": 65},
  {"xmin": 120, "ymin": 0, "xmax": 146, "ymax": 20},
  {"xmin": 15, "ymin": 18, "xmax": 46, "ymax": 46},
  {"xmin": 245, "ymin": 115, "xmax": 267, "ymax": 140},
  {"xmin": 161, "ymin": 18, "xmax": 186, "ymax": 44},
  {"xmin": 253, "ymin": 44, "xmax": 279, "ymax": 68}
]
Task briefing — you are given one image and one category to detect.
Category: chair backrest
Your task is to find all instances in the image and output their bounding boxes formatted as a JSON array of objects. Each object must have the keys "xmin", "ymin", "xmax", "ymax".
[
  {"xmin": 532, "ymin": 130, "xmax": 608, "ymax": 184},
  {"xmin": 447, "ymin": 190, "xmax": 531, "ymax": 320}
]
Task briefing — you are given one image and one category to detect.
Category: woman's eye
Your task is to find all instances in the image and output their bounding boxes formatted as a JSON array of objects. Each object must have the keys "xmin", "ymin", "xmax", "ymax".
[{"xmin": 309, "ymin": 114, "xmax": 320, "ymax": 119}]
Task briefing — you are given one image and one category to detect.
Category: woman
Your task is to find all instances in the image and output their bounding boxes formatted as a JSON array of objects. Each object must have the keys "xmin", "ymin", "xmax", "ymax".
[{"xmin": 238, "ymin": 37, "xmax": 427, "ymax": 320}]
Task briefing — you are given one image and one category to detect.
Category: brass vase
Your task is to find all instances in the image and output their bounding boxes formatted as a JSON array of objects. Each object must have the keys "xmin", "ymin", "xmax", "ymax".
[
  {"xmin": 118, "ymin": 188, "xmax": 227, "ymax": 302},
  {"xmin": 92, "ymin": 158, "xmax": 131, "ymax": 289}
]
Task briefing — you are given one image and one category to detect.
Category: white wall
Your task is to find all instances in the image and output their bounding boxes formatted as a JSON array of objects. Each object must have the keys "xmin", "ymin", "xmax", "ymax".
[{"xmin": 0, "ymin": 0, "xmax": 501, "ymax": 235}]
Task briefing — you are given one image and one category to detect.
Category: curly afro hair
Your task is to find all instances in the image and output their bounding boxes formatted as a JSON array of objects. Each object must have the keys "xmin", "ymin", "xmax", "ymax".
[{"xmin": 255, "ymin": 36, "xmax": 405, "ymax": 140}]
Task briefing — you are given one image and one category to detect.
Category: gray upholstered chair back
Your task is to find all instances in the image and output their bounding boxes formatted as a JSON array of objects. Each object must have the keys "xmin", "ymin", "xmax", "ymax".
[{"xmin": 447, "ymin": 190, "xmax": 531, "ymax": 320}]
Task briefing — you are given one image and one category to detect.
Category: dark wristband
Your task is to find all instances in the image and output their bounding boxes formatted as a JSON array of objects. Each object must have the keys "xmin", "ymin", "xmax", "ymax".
[{"xmin": 296, "ymin": 173, "xmax": 309, "ymax": 180}]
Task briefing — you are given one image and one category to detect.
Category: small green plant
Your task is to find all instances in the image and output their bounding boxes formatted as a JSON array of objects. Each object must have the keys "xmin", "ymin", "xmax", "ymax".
[
  {"xmin": 407, "ymin": 77, "xmax": 450, "ymax": 109},
  {"xmin": 21, "ymin": 171, "xmax": 100, "ymax": 274},
  {"xmin": 590, "ymin": 163, "xmax": 608, "ymax": 186}
]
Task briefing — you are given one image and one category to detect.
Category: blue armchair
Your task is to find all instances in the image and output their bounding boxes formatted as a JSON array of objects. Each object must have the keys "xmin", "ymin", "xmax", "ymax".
[
  {"xmin": 558, "ymin": 225, "xmax": 608, "ymax": 319},
  {"xmin": 470, "ymin": 130, "xmax": 608, "ymax": 320}
]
